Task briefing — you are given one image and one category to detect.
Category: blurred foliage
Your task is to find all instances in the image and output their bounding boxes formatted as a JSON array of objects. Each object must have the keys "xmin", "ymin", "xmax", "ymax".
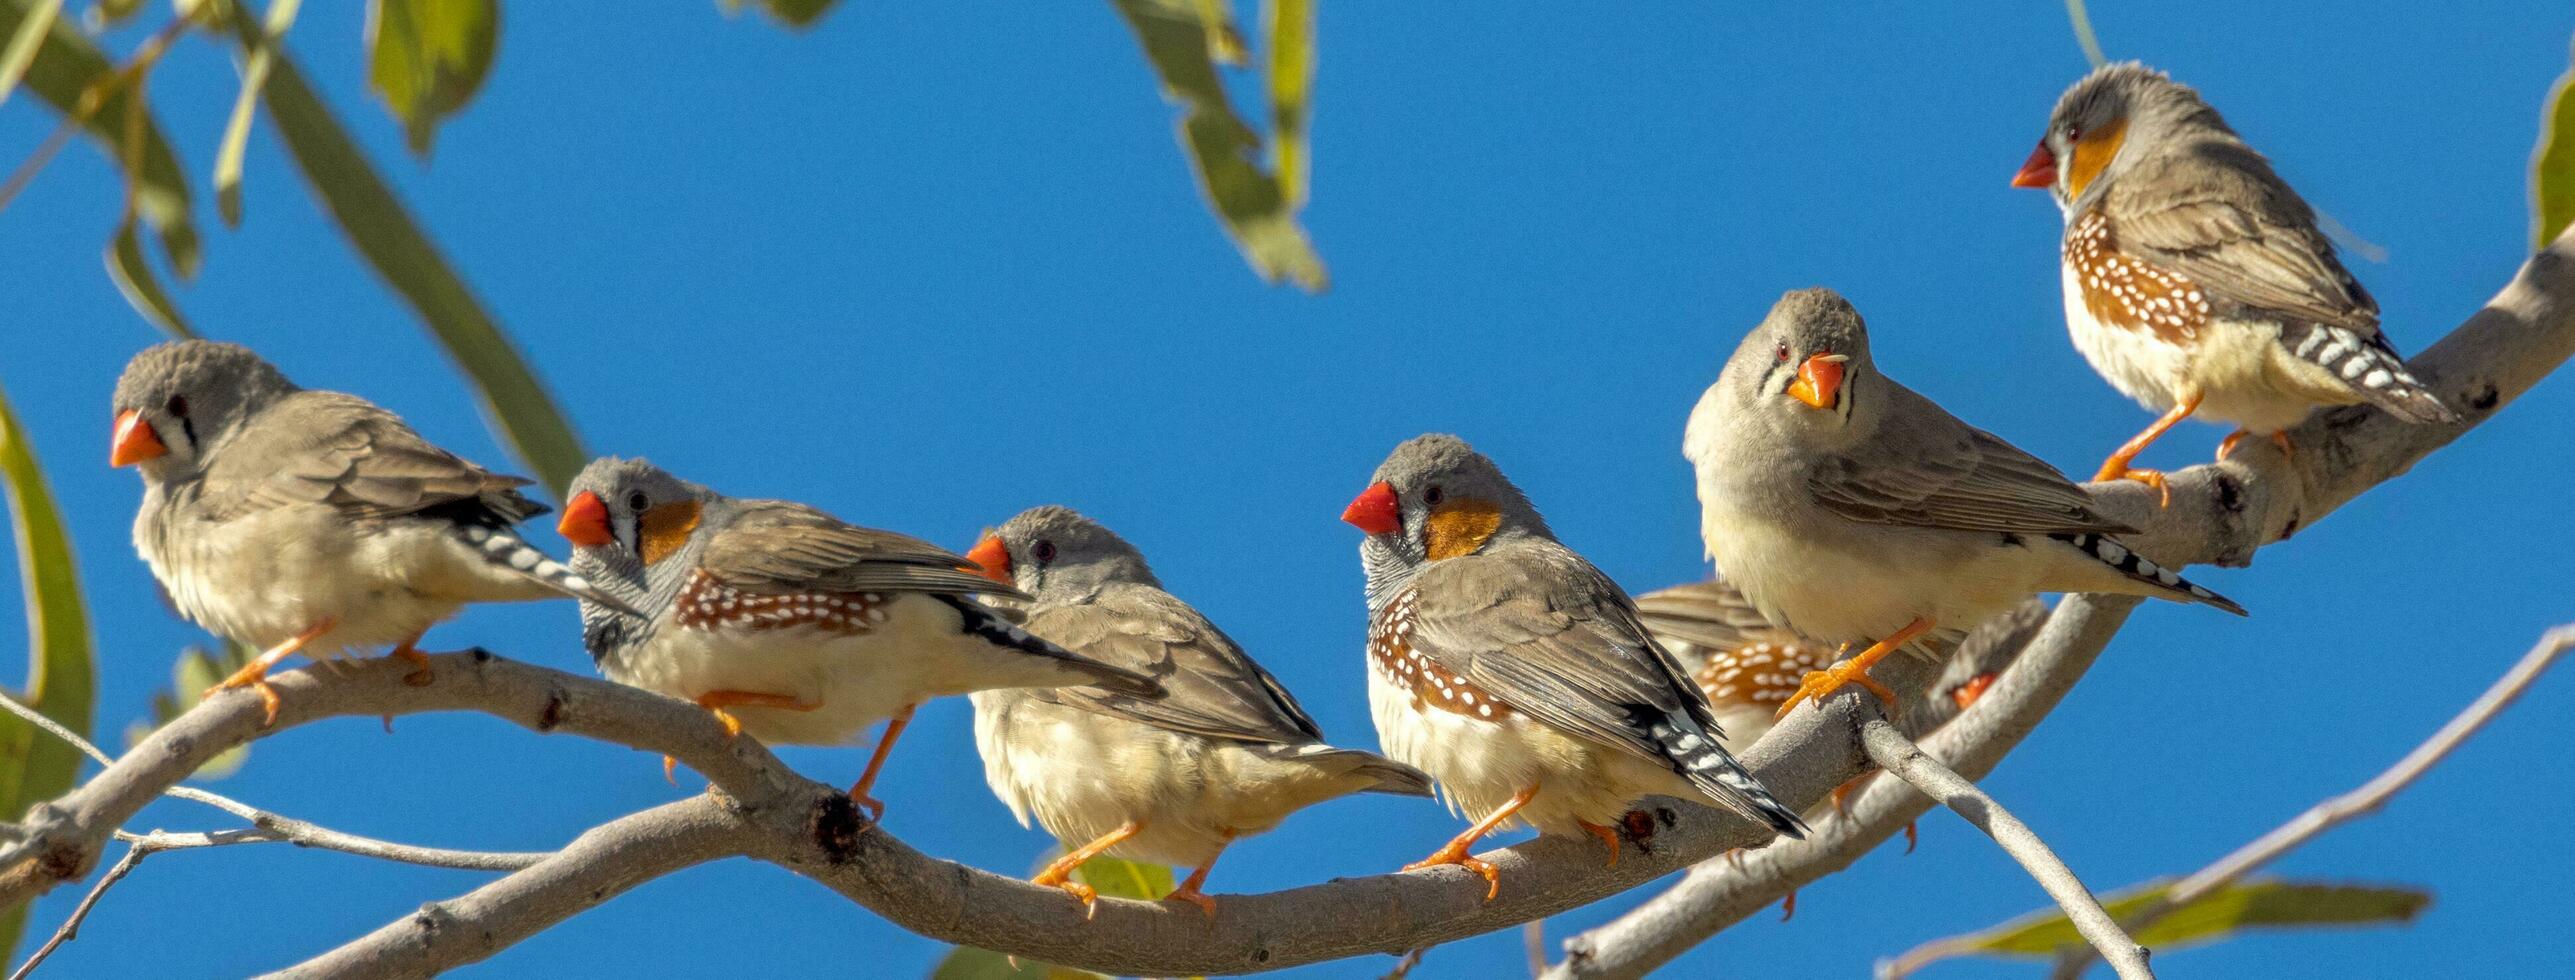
[
  {"xmin": 929, "ymin": 851, "xmax": 1175, "ymax": 979},
  {"xmin": 718, "ymin": 0, "xmax": 837, "ymax": 31},
  {"xmin": 365, "ymin": 0, "xmax": 497, "ymax": 157},
  {"xmin": 123, "ymin": 646, "xmax": 251, "ymax": 782},
  {"xmin": 1909, "ymin": 878, "xmax": 2430, "ymax": 975},
  {"xmin": 0, "ymin": 383, "xmax": 99, "ymax": 965},
  {"xmin": 2535, "ymin": 33, "xmax": 2575, "ymax": 247}
]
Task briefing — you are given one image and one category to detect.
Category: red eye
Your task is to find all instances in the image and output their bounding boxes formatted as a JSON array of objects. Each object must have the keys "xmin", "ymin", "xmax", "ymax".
[{"xmin": 1774, "ymin": 343, "xmax": 1791, "ymax": 363}]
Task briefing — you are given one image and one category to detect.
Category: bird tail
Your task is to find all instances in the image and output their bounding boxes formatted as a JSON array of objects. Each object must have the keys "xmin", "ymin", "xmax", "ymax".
[
  {"xmin": 1643, "ymin": 712, "xmax": 1808, "ymax": 839},
  {"xmin": 2282, "ymin": 323, "xmax": 2456, "ymax": 423},
  {"xmin": 453, "ymin": 523, "xmax": 646, "ymax": 619},
  {"xmin": 935, "ymin": 595, "xmax": 1168, "ymax": 700},
  {"xmin": 2048, "ymin": 532, "xmax": 2247, "ymax": 616},
  {"xmin": 1285, "ymin": 744, "xmax": 1435, "ymax": 798}
]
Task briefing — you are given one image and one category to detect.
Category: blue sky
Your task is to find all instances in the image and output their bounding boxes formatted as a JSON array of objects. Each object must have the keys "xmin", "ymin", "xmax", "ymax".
[{"xmin": 4, "ymin": 2, "xmax": 2572, "ymax": 976}]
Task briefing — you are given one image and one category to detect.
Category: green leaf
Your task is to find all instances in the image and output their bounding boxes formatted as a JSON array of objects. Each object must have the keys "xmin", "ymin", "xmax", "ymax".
[
  {"xmin": 927, "ymin": 947, "xmax": 1105, "ymax": 980},
  {"xmin": 718, "ymin": 0, "xmax": 838, "ymax": 30},
  {"xmin": 365, "ymin": 0, "xmax": 498, "ymax": 157},
  {"xmin": 1111, "ymin": 0, "xmax": 1326, "ymax": 291},
  {"xmin": 0, "ymin": 0, "xmax": 61, "ymax": 109},
  {"xmin": 2533, "ymin": 36, "xmax": 2575, "ymax": 248},
  {"xmin": 1189, "ymin": 0, "xmax": 1247, "ymax": 66},
  {"xmin": 926, "ymin": 849, "xmax": 1173, "ymax": 979},
  {"xmin": 215, "ymin": 0, "xmax": 302, "ymax": 227},
  {"xmin": 0, "ymin": 380, "xmax": 100, "ymax": 964},
  {"xmin": 105, "ymin": 218, "xmax": 193, "ymax": 337},
  {"xmin": 2061, "ymin": 0, "xmax": 2107, "ymax": 68},
  {"xmin": 1262, "ymin": 0, "xmax": 1310, "ymax": 209},
  {"xmin": 2, "ymin": 0, "xmax": 200, "ymax": 277},
  {"xmin": 124, "ymin": 647, "xmax": 249, "ymax": 780},
  {"xmin": 1957, "ymin": 878, "xmax": 2431, "ymax": 960},
  {"xmin": 90, "ymin": 0, "xmax": 143, "ymax": 29},
  {"xmin": 229, "ymin": 22, "xmax": 588, "ymax": 495},
  {"xmin": 1070, "ymin": 853, "xmax": 1175, "ymax": 901}
]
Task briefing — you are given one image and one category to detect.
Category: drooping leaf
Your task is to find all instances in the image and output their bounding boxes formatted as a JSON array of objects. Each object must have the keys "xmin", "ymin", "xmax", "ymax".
[
  {"xmin": 2, "ymin": 0, "xmax": 199, "ymax": 276},
  {"xmin": 2533, "ymin": 37, "xmax": 2575, "ymax": 248},
  {"xmin": 124, "ymin": 646, "xmax": 250, "ymax": 780},
  {"xmin": 927, "ymin": 946, "xmax": 1106, "ymax": 980},
  {"xmin": 90, "ymin": 0, "xmax": 143, "ymax": 29},
  {"xmin": 1111, "ymin": 0, "xmax": 1326, "ymax": 291},
  {"xmin": 0, "ymin": 0, "xmax": 61, "ymax": 108},
  {"xmin": 1263, "ymin": 0, "xmax": 1310, "ymax": 209},
  {"xmin": 0, "ymin": 380, "xmax": 99, "ymax": 964},
  {"xmin": 365, "ymin": 0, "xmax": 498, "ymax": 157},
  {"xmin": 1189, "ymin": 0, "xmax": 1247, "ymax": 66},
  {"xmin": 230, "ymin": 23, "xmax": 589, "ymax": 495},
  {"xmin": 1951, "ymin": 878, "xmax": 2431, "ymax": 961},
  {"xmin": 215, "ymin": 0, "xmax": 303, "ymax": 227},
  {"xmin": 1071, "ymin": 853, "xmax": 1176, "ymax": 902},
  {"xmin": 927, "ymin": 849, "xmax": 1173, "ymax": 979},
  {"xmin": 717, "ymin": 0, "xmax": 839, "ymax": 30},
  {"xmin": 105, "ymin": 53, "xmax": 192, "ymax": 339},
  {"xmin": 2061, "ymin": 0, "xmax": 2107, "ymax": 68}
]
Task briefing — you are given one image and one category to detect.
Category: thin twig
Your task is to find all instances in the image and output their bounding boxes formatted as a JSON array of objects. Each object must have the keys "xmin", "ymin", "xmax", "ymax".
[
  {"xmin": 1381, "ymin": 946, "xmax": 1428, "ymax": 980},
  {"xmin": 9, "ymin": 842, "xmax": 148, "ymax": 980},
  {"xmin": 2038, "ymin": 623, "xmax": 2575, "ymax": 979},
  {"xmin": 1524, "ymin": 919, "xmax": 1547, "ymax": 978},
  {"xmin": 1859, "ymin": 719, "xmax": 2153, "ymax": 980}
]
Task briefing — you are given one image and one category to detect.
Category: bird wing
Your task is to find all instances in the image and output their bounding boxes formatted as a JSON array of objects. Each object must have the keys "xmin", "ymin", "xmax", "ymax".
[
  {"xmin": 699, "ymin": 500, "xmax": 1024, "ymax": 599},
  {"xmin": 1807, "ymin": 388, "xmax": 2136, "ymax": 536},
  {"xmin": 1021, "ymin": 588, "xmax": 1323, "ymax": 744},
  {"xmin": 1634, "ymin": 578, "xmax": 1801, "ymax": 654},
  {"xmin": 2104, "ymin": 148, "xmax": 2378, "ymax": 331},
  {"xmin": 1402, "ymin": 547, "xmax": 1720, "ymax": 764},
  {"xmin": 199, "ymin": 391, "xmax": 542, "ymax": 523}
]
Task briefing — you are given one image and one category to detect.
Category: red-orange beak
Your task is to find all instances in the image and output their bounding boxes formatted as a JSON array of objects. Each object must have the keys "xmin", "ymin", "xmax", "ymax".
[
  {"xmin": 558, "ymin": 491, "xmax": 614, "ymax": 548},
  {"xmin": 965, "ymin": 534, "xmax": 1012, "ymax": 585},
  {"xmin": 1342, "ymin": 481, "xmax": 1401, "ymax": 535},
  {"xmin": 1786, "ymin": 353, "xmax": 1848, "ymax": 410},
  {"xmin": 2011, "ymin": 141, "xmax": 2056, "ymax": 189},
  {"xmin": 109, "ymin": 409, "xmax": 165, "ymax": 467}
]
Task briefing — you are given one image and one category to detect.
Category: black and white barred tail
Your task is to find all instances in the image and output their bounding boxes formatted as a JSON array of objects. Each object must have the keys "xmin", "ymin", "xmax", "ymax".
[
  {"xmin": 935, "ymin": 595, "xmax": 1168, "ymax": 700},
  {"xmin": 1644, "ymin": 713, "xmax": 1809, "ymax": 839},
  {"xmin": 455, "ymin": 523, "xmax": 646, "ymax": 618},
  {"xmin": 2049, "ymin": 532, "xmax": 2248, "ymax": 616},
  {"xmin": 2281, "ymin": 323, "xmax": 2456, "ymax": 424}
]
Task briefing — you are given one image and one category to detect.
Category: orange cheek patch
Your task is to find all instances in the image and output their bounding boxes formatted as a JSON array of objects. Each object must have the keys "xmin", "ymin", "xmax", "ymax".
[
  {"xmin": 640, "ymin": 501, "xmax": 702, "ymax": 566},
  {"xmin": 1423, "ymin": 499, "xmax": 1502, "ymax": 561},
  {"xmin": 2065, "ymin": 117, "xmax": 2127, "ymax": 200}
]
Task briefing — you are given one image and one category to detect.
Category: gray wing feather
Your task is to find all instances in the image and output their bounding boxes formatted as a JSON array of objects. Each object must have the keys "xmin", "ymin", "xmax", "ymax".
[
  {"xmin": 1634, "ymin": 579, "xmax": 1785, "ymax": 654},
  {"xmin": 200, "ymin": 392, "xmax": 542, "ymax": 523},
  {"xmin": 700, "ymin": 501, "xmax": 1026, "ymax": 599},
  {"xmin": 2106, "ymin": 149, "xmax": 2378, "ymax": 332},
  {"xmin": 1021, "ymin": 588, "xmax": 1323, "ymax": 744},
  {"xmin": 1811, "ymin": 387, "xmax": 2135, "ymax": 536}
]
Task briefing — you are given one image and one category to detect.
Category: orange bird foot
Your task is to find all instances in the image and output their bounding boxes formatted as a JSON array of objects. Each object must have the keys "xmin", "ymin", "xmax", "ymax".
[
  {"xmin": 1775, "ymin": 658, "xmax": 1897, "ymax": 720},
  {"xmin": 1780, "ymin": 888, "xmax": 1799, "ymax": 922},
  {"xmin": 209, "ymin": 668, "xmax": 284, "ymax": 728},
  {"xmin": 2094, "ymin": 461, "xmax": 2172, "ymax": 508},
  {"xmin": 850, "ymin": 792, "xmax": 886, "ymax": 824},
  {"xmin": 2219, "ymin": 430, "xmax": 2294, "ymax": 462},
  {"xmin": 387, "ymin": 642, "xmax": 436, "ymax": 687},
  {"xmin": 1576, "ymin": 819, "xmax": 1622, "ymax": 868},
  {"xmin": 1403, "ymin": 844, "xmax": 1503, "ymax": 903},
  {"xmin": 1164, "ymin": 886, "xmax": 1219, "ymax": 919},
  {"xmin": 1034, "ymin": 874, "xmax": 1101, "ymax": 920},
  {"xmin": 1904, "ymin": 820, "xmax": 1919, "ymax": 855}
]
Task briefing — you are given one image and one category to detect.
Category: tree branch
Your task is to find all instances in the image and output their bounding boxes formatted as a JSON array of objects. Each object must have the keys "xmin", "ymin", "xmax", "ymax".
[
  {"xmin": 1859, "ymin": 719, "xmax": 2151, "ymax": 980},
  {"xmin": 1547, "ymin": 225, "xmax": 2575, "ymax": 979}
]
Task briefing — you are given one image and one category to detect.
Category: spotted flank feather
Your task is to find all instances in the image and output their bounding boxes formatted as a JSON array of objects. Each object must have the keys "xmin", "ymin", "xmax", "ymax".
[
  {"xmin": 2280, "ymin": 323, "xmax": 2456, "ymax": 423},
  {"xmin": 456, "ymin": 523, "xmax": 645, "ymax": 618},
  {"xmin": 2049, "ymin": 532, "xmax": 2246, "ymax": 616},
  {"xmin": 935, "ymin": 595, "xmax": 1167, "ymax": 700},
  {"xmin": 1640, "ymin": 710, "xmax": 1809, "ymax": 838}
]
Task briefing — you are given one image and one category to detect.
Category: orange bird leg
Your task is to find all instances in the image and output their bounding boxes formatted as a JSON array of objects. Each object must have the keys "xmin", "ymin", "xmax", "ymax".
[
  {"xmin": 1164, "ymin": 830, "xmax": 1235, "ymax": 918},
  {"xmin": 1576, "ymin": 818, "xmax": 1622, "ymax": 868},
  {"xmin": 1780, "ymin": 888, "xmax": 1798, "ymax": 922},
  {"xmin": 1404, "ymin": 784, "xmax": 1538, "ymax": 903},
  {"xmin": 1776, "ymin": 617, "xmax": 1935, "ymax": 720},
  {"xmin": 662, "ymin": 690, "xmax": 820, "ymax": 782},
  {"xmin": 846, "ymin": 704, "xmax": 917, "ymax": 822},
  {"xmin": 2222, "ymin": 429, "xmax": 2295, "ymax": 463},
  {"xmin": 1904, "ymin": 820, "xmax": 1919, "ymax": 855},
  {"xmin": 2094, "ymin": 393, "xmax": 2200, "ymax": 508},
  {"xmin": 1032, "ymin": 821, "xmax": 1145, "ymax": 920},
  {"xmin": 210, "ymin": 618, "xmax": 337, "ymax": 727}
]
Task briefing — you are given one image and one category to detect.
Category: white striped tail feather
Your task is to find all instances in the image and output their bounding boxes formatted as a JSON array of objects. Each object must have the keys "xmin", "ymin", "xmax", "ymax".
[
  {"xmin": 1642, "ymin": 714, "xmax": 1807, "ymax": 838},
  {"xmin": 2048, "ymin": 532, "xmax": 2247, "ymax": 616},
  {"xmin": 455, "ymin": 524, "xmax": 645, "ymax": 618},
  {"xmin": 2282, "ymin": 323, "xmax": 2456, "ymax": 423}
]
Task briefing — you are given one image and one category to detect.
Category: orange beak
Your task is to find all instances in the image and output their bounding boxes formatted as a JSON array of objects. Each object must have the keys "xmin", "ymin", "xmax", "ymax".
[
  {"xmin": 1342, "ymin": 481, "xmax": 1401, "ymax": 535},
  {"xmin": 2011, "ymin": 141, "xmax": 2056, "ymax": 189},
  {"xmin": 964, "ymin": 534, "xmax": 1012, "ymax": 585},
  {"xmin": 110, "ymin": 409, "xmax": 165, "ymax": 467},
  {"xmin": 558, "ymin": 491, "xmax": 614, "ymax": 548},
  {"xmin": 1786, "ymin": 353, "xmax": 1847, "ymax": 409}
]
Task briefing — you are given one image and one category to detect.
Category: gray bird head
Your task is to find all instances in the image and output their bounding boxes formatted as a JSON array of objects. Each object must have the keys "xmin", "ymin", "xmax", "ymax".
[
  {"xmin": 1343, "ymin": 434, "xmax": 1553, "ymax": 604},
  {"xmin": 109, "ymin": 341, "xmax": 299, "ymax": 481},
  {"xmin": 967, "ymin": 505, "xmax": 1159, "ymax": 603},
  {"xmin": 2016, "ymin": 61, "xmax": 2232, "ymax": 213},
  {"xmin": 1699, "ymin": 288, "xmax": 1883, "ymax": 453},
  {"xmin": 560, "ymin": 456, "xmax": 721, "ymax": 609}
]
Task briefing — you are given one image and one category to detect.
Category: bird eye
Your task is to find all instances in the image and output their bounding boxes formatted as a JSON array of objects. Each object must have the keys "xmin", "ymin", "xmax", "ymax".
[
  {"xmin": 165, "ymin": 394, "xmax": 188, "ymax": 417},
  {"xmin": 2065, "ymin": 124, "xmax": 2082, "ymax": 141},
  {"xmin": 1423, "ymin": 485, "xmax": 1444, "ymax": 506},
  {"xmin": 1033, "ymin": 540, "xmax": 1057, "ymax": 563},
  {"xmin": 1774, "ymin": 343, "xmax": 1791, "ymax": 363},
  {"xmin": 625, "ymin": 491, "xmax": 648, "ymax": 512}
]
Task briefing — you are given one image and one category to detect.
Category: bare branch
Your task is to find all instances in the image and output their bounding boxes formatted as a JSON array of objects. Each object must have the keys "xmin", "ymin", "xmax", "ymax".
[
  {"xmin": 9, "ymin": 843, "xmax": 148, "ymax": 980},
  {"xmin": 1545, "ymin": 224, "xmax": 2575, "ymax": 980},
  {"xmin": 1859, "ymin": 719, "xmax": 2151, "ymax": 980}
]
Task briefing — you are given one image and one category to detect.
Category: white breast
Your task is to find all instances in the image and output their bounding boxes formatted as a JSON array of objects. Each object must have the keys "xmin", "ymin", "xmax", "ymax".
[
  {"xmin": 2063, "ymin": 261, "xmax": 2191, "ymax": 411},
  {"xmin": 137, "ymin": 500, "xmax": 476, "ymax": 657}
]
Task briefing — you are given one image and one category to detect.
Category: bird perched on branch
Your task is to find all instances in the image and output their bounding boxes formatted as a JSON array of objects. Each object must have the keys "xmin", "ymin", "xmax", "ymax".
[
  {"xmin": 558, "ymin": 458, "xmax": 1163, "ymax": 817},
  {"xmin": 1343, "ymin": 435, "xmax": 1806, "ymax": 901},
  {"xmin": 1685, "ymin": 288, "xmax": 2245, "ymax": 717},
  {"xmin": 963, "ymin": 506, "xmax": 1432, "ymax": 917},
  {"xmin": 1636, "ymin": 578, "xmax": 1842, "ymax": 751},
  {"xmin": 110, "ymin": 341, "xmax": 635, "ymax": 726},
  {"xmin": 2014, "ymin": 62, "xmax": 2453, "ymax": 500}
]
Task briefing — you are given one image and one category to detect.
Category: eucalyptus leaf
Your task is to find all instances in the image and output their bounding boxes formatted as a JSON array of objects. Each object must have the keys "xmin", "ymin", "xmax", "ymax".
[
  {"xmin": 214, "ymin": 0, "xmax": 302, "ymax": 227},
  {"xmin": 927, "ymin": 946, "xmax": 1106, "ymax": 980},
  {"xmin": 719, "ymin": 0, "xmax": 838, "ymax": 30},
  {"xmin": 0, "ymin": 381, "xmax": 100, "ymax": 964},
  {"xmin": 1955, "ymin": 878, "xmax": 2430, "ymax": 960},
  {"xmin": 0, "ymin": 0, "xmax": 60, "ymax": 108},
  {"xmin": 365, "ymin": 0, "xmax": 498, "ymax": 157},
  {"xmin": 124, "ymin": 647, "xmax": 250, "ymax": 780},
  {"xmin": 1263, "ymin": 0, "xmax": 1311, "ymax": 208},
  {"xmin": 2533, "ymin": 36, "xmax": 2575, "ymax": 248},
  {"xmin": 1, "ymin": 0, "xmax": 199, "ymax": 276}
]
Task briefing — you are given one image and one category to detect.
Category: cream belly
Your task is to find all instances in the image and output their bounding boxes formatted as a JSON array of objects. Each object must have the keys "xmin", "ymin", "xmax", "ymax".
[
  {"xmin": 975, "ymin": 695, "xmax": 1246, "ymax": 869},
  {"xmin": 1367, "ymin": 662, "xmax": 1689, "ymax": 838},
  {"xmin": 1700, "ymin": 495, "xmax": 2044, "ymax": 648},
  {"xmin": 2064, "ymin": 265, "xmax": 2353, "ymax": 434}
]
